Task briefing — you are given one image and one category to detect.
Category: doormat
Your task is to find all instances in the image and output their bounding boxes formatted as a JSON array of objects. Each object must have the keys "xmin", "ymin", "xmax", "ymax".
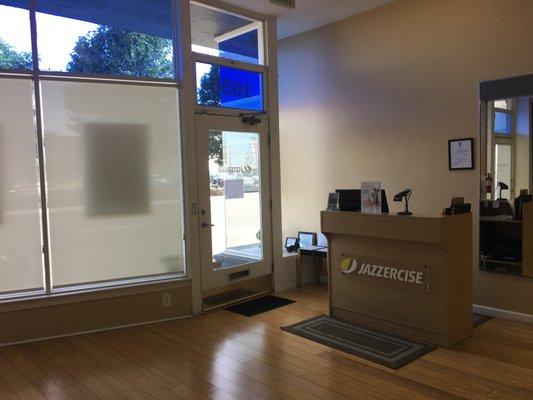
[
  {"xmin": 203, "ymin": 289, "xmax": 254, "ymax": 308},
  {"xmin": 225, "ymin": 295, "xmax": 295, "ymax": 317},
  {"xmin": 282, "ymin": 315, "xmax": 435, "ymax": 370},
  {"xmin": 473, "ymin": 313, "xmax": 493, "ymax": 328}
]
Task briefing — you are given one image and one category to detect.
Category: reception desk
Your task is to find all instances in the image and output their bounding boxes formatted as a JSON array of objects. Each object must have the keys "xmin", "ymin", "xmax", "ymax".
[{"xmin": 321, "ymin": 211, "xmax": 472, "ymax": 348}]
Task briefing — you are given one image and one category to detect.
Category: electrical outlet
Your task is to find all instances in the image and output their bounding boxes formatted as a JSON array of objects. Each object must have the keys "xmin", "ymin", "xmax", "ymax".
[{"xmin": 162, "ymin": 293, "xmax": 172, "ymax": 307}]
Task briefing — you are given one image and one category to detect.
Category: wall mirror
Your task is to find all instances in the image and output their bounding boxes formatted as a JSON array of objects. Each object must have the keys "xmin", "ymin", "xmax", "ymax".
[{"xmin": 479, "ymin": 75, "xmax": 533, "ymax": 277}]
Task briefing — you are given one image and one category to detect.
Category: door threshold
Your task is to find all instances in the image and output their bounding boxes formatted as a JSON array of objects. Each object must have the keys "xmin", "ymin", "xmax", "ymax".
[
  {"xmin": 201, "ymin": 274, "xmax": 273, "ymax": 311},
  {"xmin": 203, "ymin": 289, "xmax": 272, "ymax": 311}
]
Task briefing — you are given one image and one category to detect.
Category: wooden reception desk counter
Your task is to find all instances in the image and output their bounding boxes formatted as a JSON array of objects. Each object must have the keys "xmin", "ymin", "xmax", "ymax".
[{"xmin": 321, "ymin": 211, "xmax": 473, "ymax": 348}]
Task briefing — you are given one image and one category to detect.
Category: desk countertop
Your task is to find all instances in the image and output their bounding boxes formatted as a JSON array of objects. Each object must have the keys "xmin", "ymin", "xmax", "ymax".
[{"xmin": 321, "ymin": 210, "xmax": 471, "ymax": 246}]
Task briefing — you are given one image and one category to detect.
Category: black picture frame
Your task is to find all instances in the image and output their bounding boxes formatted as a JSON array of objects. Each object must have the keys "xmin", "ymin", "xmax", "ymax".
[{"xmin": 448, "ymin": 138, "xmax": 474, "ymax": 170}]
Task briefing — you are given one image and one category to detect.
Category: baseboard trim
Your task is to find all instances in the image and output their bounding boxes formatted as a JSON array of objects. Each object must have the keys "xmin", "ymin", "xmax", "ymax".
[
  {"xmin": 275, "ymin": 281, "xmax": 296, "ymax": 292},
  {"xmin": 275, "ymin": 277, "xmax": 328, "ymax": 292},
  {"xmin": 474, "ymin": 304, "xmax": 533, "ymax": 324},
  {"xmin": 0, "ymin": 314, "xmax": 192, "ymax": 348}
]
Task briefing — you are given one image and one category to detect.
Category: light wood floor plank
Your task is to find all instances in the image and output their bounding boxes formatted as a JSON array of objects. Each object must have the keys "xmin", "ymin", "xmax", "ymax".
[
  {"xmin": 36, "ymin": 340, "xmax": 127, "ymax": 400},
  {"xmin": 1, "ymin": 346, "xmax": 74, "ymax": 400},
  {"xmin": 13, "ymin": 344, "xmax": 99, "ymax": 400},
  {"xmin": 0, "ymin": 284, "xmax": 532, "ymax": 400},
  {"xmin": 189, "ymin": 311, "xmax": 442, "ymax": 400}
]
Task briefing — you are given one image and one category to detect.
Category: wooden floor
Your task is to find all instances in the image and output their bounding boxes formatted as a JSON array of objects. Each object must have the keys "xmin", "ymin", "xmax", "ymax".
[{"xmin": 1, "ymin": 284, "xmax": 533, "ymax": 400}]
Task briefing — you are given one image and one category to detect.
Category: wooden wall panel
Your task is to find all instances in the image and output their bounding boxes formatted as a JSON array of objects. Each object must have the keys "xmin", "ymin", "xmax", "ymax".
[{"xmin": 0, "ymin": 284, "xmax": 191, "ymax": 346}]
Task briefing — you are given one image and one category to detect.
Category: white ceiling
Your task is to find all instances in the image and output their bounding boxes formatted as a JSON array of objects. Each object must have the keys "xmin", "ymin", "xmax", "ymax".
[{"xmin": 219, "ymin": 0, "xmax": 395, "ymax": 39}]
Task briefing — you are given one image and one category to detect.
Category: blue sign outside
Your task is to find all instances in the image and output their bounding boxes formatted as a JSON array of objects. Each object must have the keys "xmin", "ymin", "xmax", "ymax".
[
  {"xmin": 219, "ymin": 67, "xmax": 263, "ymax": 111},
  {"xmin": 218, "ymin": 30, "xmax": 263, "ymax": 111}
]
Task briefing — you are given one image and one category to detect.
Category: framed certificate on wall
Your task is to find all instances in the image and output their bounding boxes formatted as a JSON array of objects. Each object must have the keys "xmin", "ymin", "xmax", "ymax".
[{"xmin": 449, "ymin": 138, "xmax": 474, "ymax": 170}]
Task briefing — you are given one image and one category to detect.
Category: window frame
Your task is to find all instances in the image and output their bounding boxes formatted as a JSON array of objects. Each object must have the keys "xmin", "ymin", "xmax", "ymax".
[
  {"xmin": 37, "ymin": 1, "xmax": 179, "ymax": 81},
  {"xmin": 493, "ymin": 108, "xmax": 513, "ymax": 137},
  {"xmin": 0, "ymin": 1, "xmax": 181, "ymax": 82},
  {"xmin": 490, "ymin": 99, "xmax": 517, "ymax": 198},
  {"xmin": 190, "ymin": 0, "xmax": 270, "ymax": 117},
  {"xmin": 194, "ymin": 54, "xmax": 268, "ymax": 114},
  {"xmin": 0, "ymin": 0, "xmax": 188, "ymax": 302},
  {"xmin": 492, "ymin": 99, "xmax": 514, "ymax": 138},
  {"xmin": 190, "ymin": 0, "xmax": 266, "ymax": 66},
  {"xmin": 184, "ymin": 0, "xmax": 280, "ymax": 315}
]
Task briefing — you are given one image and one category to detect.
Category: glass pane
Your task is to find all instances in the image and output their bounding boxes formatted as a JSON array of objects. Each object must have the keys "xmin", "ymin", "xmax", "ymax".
[
  {"xmin": 494, "ymin": 111, "xmax": 512, "ymax": 135},
  {"xmin": 197, "ymin": 62, "xmax": 264, "ymax": 111},
  {"xmin": 35, "ymin": 0, "xmax": 174, "ymax": 79},
  {"xmin": 191, "ymin": 2, "xmax": 263, "ymax": 65},
  {"xmin": 494, "ymin": 99, "xmax": 512, "ymax": 110},
  {"xmin": 0, "ymin": 1, "xmax": 29, "ymax": 7},
  {"xmin": 515, "ymin": 97, "xmax": 531, "ymax": 192},
  {"xmin": 494, "ymin": 144, "xmax": 512, "ymax": 200},
  {"xmin": 209, "ymin": 130, "xmax": 262, "ymax": 269},
  {"xmin": 41, "ymin": 80, "xmax": 185, "ymax": 287},
  {"xmin": 0, "ymin": 78, "xmax": 44, "ymax": 293},
  {"xmin": 0, "ymin": 4, "xmax": 32, "ymax": 71}
]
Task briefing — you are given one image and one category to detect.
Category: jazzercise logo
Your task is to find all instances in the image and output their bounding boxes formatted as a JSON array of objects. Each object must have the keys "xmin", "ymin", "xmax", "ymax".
[
  {"xmin": 341, "ymin": 258, "xmax": 358, "ymax": 274},
  {"xmin": 340, "ymin": 258, "xmax": 424, "ymax": 285},
  {"xmin": 218, "ymin": 165, "xmax": 252, "ymax": 173}
]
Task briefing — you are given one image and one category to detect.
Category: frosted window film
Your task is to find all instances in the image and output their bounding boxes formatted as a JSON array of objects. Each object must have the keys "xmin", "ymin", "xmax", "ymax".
[
  {"xmin": 0, "ymin": 78, "xmax": 44, "ymax": 293},
  {"xmin": 41, "ymin": 81, "xmax": 185, "ymax": 286},
  {"xmin": 83, "ymin": 123, "xmax": 149, "ymax": 216}
]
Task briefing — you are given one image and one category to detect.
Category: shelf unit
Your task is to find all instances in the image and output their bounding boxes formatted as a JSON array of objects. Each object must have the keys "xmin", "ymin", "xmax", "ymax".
[{"xmin": 480, "ymin": 202, "xmax": 533, "ymax": 276}]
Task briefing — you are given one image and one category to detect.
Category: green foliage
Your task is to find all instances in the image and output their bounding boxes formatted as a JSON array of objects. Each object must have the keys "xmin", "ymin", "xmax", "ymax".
[
  {"xmin": 0, "ymin": 39, "xmax": 32, "ymax": 70},
  {"xmin": 208, "ymin": 132, "xmax": 224, "ymax": 166},
  {"xmin": 201, "ymin": 65, "xmax": 223, "ymax": 165},
  {"xmin": 198, "ymin": 65, "xmax": 221, "ymax": 106},
  {"xmin": 67, "ymin": 26, "xmax": 173, "ymax": 78}
]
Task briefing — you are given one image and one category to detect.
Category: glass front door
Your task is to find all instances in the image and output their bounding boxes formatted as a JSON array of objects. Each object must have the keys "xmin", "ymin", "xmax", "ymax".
[
  {"xmin": 209, "ymin": 130, "xmax": 263, "ymax": 268},
  {"xmin": 196, "ymin": 114, "xmax": 272, "ymax": 298}
]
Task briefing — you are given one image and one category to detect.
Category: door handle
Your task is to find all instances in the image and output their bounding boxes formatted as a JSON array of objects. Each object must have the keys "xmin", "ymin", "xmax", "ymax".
[{"xmin": 201, "ymin": 222, "xmax": 214, "ymax": 228}]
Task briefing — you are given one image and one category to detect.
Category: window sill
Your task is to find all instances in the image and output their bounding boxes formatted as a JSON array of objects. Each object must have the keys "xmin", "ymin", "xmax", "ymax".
[{"xmin": 0, "ymin": 276, "xmax": 191, "ymax": 313}]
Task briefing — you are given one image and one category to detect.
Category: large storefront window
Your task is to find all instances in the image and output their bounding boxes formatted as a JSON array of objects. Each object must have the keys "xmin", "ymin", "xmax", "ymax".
[
  {"xmin": 35, "ymin": 0, "xmax": 174, "ymax": 78},
  {"xmin": 41, "ymin": 81, "xmax": 185, "ymax": 288},
  {"xmin": 0, "ymin": 0, "xmax": 185, "ymax": 298}
]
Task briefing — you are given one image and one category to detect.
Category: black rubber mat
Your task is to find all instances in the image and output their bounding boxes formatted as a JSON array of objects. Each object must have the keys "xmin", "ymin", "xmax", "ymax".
[{"xmin": 225, "ymin": 295, "xmax": 295, "ymax": 317}]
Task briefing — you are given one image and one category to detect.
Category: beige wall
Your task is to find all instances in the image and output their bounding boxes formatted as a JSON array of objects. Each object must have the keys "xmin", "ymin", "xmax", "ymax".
[{"xmin": 278, "ymin": 0, "xmax": 533, "ymax": 314}]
